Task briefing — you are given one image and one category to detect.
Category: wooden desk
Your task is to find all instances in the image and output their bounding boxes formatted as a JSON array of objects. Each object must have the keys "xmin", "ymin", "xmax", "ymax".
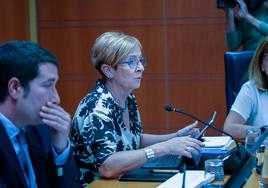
[
  {"xmin": 88, "ymin": 179, "xmax": 159, "ymax": 188},
  {"xmin": 87, "ymin": 170, "xmax": 260, "ymax": 188},
  {"xmin": 244, "ymin": 170, "xmax": 260, "ymax": 188}
]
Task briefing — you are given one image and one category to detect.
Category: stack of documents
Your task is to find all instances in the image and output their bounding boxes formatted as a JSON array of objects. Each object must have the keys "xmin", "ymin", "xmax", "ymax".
[
  {"xmin": 201, "ymin": 136, "xmax": 234, "ymax": 155},
  {"xmin": 157, "ymin": 170, "xmax": 214, "ymax": 188}
]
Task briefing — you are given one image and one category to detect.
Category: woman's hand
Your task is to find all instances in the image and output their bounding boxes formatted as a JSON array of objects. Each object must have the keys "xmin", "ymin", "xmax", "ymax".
[
  {"xmin": 234, "ymin": 0, "xmax": 250, "ymax": 19},
  {"xmin": 176, "ymin": 121, "xmax": 200, "ymax": 138},
  {"xmin": 158, "ymin": 136, "xmax": 204, "ymax": 158}
]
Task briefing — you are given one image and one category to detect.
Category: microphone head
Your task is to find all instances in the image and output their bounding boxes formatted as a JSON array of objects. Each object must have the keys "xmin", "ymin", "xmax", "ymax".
[{"xmin": 165, "ymin": 105, "xmax": 175, "ymax": 112}]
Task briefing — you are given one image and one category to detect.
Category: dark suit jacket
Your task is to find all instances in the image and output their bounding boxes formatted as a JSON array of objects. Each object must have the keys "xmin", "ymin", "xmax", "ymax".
[{"xmin": 0, "ymin": 122, "xmax": 80, "ymax": 188}]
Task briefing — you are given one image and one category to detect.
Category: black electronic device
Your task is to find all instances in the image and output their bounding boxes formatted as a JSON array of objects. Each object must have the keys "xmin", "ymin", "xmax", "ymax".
[
  {"xmin": 119, "ymin": 168, "xmax": 175, "ymax": 182},
  {"xmin": 195, "ymin": 111, "xmax": 217, "ymax": 140},
  {"xmin": 217, "ymin": 0, "xmax": 238, "ymax": 9}
]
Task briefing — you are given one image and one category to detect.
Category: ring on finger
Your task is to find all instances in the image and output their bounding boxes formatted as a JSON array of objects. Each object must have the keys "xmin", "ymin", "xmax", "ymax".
[{"xmin": 186, "ymin": 146, "xmax": 191, "ymax": 152}]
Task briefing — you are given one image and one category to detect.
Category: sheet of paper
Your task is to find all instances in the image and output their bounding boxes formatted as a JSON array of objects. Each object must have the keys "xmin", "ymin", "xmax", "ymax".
[
  {"xmin": 203, "ymin": 136, "xmax": 232, "ymax": 148},
  {"xmin": 157, "ymin": 170, "xmax": 214, "ymax": 188}
]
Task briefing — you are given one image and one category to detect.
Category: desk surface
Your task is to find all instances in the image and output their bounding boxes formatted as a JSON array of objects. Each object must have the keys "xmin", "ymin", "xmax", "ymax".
[{"xmin": 88, "ymin": 169, "xmax": 260, "ymax": 188}]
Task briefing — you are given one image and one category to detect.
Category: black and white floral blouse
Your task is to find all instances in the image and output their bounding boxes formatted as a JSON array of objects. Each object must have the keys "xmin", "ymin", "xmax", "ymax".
[{"xmin": 71, "ymin": 80, "xmax": 142, "ymax": 186}]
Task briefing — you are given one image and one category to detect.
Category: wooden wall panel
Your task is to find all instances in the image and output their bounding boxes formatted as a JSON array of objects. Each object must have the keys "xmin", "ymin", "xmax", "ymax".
[
  {"xmin": 37, "ymin": 0, "xmax": 227, "ymax": 135},
  {"xmin": 166, "ymin": 0, "xmax": 222, "ymax": 16},
  {"xmin": 39, "ymin": 28, "xmax": 165, "ymax": 74},
  {"xmin": 38, "ymin": 0, "xmax": 164, "ymax": 20},
  {"xmin": 167, "ymin": 26, "xmax": 225, "ymax": 72},
  {"xmin": 168, "ymin": 80, "xmax": 225, "ymax": 136},
  {"xmin": 0, "ymin": 0, "xmax": 29, "ymax": 42},
  {"xmin": 56, "ymin": 81, "xmax": 96, "ymax": 116}
]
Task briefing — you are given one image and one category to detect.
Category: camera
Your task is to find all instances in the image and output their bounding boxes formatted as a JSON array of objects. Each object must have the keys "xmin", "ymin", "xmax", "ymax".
[
  {"xmin": 217, "ymin": 0, "xmax": 238, "ymax": 9},
  {"xmin": 217, "ymin": 0, "xmax": 265, "ymax": 11}
]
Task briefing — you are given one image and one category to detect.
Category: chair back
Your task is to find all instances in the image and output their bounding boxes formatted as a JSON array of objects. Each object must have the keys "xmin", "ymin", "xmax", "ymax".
[{"xmin": 224, "ymin": 50, "xmax": 255, "ymax": 114}]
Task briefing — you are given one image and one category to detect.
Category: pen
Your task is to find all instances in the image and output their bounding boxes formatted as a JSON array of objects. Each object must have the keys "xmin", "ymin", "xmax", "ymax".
[
  {"xmin": 182, "ymin": 164, "xmax": 186, "ymax": 188},
  {"xmin": 152, "ymin": 169, "xmax": 179, "ymax": 173}
]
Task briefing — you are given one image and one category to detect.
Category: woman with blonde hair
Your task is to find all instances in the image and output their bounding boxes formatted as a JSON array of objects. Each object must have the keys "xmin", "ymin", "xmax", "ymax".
[
  {"xmin": 224, "ymin": 36, "xmax": 268, "ymax": 139},
  {"xmin": 71, "ymin": 31, "xmax": 204, "ymax": 186}
]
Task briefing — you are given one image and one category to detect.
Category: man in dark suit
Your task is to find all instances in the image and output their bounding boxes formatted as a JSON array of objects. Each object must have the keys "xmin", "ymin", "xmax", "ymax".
[{"xmin": 0, "ymin": 41, "xmax": 79, "ymax": 188}]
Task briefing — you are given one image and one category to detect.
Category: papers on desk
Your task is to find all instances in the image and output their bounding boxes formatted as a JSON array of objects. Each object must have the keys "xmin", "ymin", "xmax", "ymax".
[
  {"xmin": 201, "ymin": 136, "xmax": 234, "ymax": 155},
  {"xmin": 203, "ymin": 136, "xmax": 232, "ymax": 148},
  {"xmin": 157, "ymin": 170, "xmax": 214, "ymax": 188}
]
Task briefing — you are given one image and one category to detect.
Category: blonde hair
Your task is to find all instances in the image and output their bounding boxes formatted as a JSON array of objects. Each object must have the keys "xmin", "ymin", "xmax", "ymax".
[
  {"xmin": 249, "ymin": 36, "xmax": 268, "ymax": 91},
  {"xmin": 91, "ymin": 31, "xmax": 141, "ymax": 82}
]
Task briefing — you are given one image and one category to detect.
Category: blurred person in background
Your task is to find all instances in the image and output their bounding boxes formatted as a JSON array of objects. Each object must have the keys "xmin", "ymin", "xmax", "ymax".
[
  {"xmin": 224, "ymin": 36, "xmax": 268, "ymax": 139},
  {"xmin": 224, "ymin": 0, "xmax": 268, "ymax": 51}
]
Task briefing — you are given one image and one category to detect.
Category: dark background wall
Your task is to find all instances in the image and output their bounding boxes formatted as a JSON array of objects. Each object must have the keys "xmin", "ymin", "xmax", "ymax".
[{"xmin": 0, "ymin": 0, "xmax": 227, "ymax": 135}]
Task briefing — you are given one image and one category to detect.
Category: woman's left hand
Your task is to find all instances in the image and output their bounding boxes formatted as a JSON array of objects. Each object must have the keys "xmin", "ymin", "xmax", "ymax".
[
  {"xmin": 234, "ymin": 0, "xmax": 250, "ymax": 19},
  {"xmin": 176, "ymin": 121, "xmax": 200, "ymax": 138}
]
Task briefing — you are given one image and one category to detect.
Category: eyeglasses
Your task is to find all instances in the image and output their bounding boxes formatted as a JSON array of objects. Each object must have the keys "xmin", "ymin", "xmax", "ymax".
[{"xmin": 118, "ymin": 55, "xmax": 148, "ymax": 70}]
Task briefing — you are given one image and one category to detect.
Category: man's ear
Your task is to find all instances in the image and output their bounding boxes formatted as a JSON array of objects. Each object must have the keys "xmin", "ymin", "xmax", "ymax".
[
  {"xmin": 8, "ymin": 78, "xmax": 23, "ymax": 99},
  {"xmin": 101, "ymin": 64, "xmax": 114, "ymax": 79}
]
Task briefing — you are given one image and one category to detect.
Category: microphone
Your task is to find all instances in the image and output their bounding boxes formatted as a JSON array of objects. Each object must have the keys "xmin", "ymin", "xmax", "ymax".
[{"xmin": 165, "ymin": 105, "xmax": 241, "ymax": 159}]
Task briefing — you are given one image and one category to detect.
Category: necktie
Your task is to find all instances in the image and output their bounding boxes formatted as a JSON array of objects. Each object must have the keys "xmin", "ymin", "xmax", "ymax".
[{"xmin": 17, "ymin": 131, "xmax": 31, "ymax": 187}]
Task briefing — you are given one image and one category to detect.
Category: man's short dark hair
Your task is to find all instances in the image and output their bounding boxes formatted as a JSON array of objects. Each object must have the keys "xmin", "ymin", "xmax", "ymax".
[{"xmin": 0, "ymin": 41, "xmax": 59, "ymax": 102}]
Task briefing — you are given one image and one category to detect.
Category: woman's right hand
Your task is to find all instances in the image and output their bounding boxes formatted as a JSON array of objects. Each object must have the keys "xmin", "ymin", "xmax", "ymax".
[{"xmin": 158, "ymin": 136, "xmax": 204, "ymax": 158}]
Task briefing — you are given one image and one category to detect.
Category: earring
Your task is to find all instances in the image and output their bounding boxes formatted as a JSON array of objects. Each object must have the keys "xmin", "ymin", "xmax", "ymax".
[
  {"xmin": 106, "ymin": 73, "xmax": 112, "ymax": 79},
  {"xmin": 107, "ymin": 73, "xmax": 111, "ymax": 78}
]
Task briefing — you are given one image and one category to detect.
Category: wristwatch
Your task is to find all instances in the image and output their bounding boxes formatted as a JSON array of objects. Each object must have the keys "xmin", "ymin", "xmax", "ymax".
[{"xmin": 144, "ymin": 148, "xmax": 155, "ymax": 161}]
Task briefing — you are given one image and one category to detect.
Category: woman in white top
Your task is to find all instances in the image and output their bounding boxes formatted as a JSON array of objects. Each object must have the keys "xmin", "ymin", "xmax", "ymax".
[{"xmin": 224, "ymin": 36, "xmax": 268, "ymax": 139}]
